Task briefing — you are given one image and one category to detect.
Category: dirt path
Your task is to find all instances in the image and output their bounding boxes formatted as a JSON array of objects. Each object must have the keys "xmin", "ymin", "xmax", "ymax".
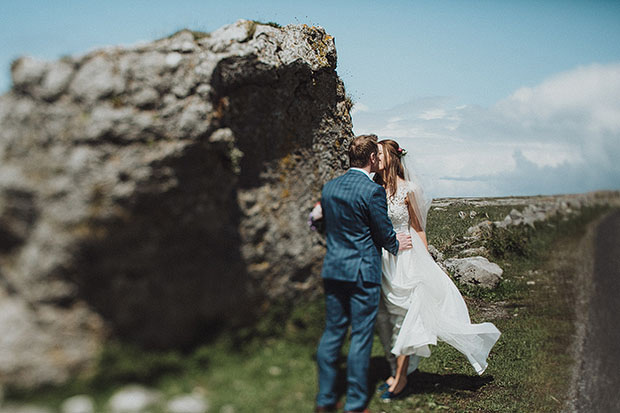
[{"xmin": 565, "ymin": 210, "xmax": 620, "ymax": 412}]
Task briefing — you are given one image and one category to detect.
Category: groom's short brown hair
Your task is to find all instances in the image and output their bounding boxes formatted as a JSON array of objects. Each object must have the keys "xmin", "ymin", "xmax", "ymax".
[{"xmin": 349, "ymin": 134, "xmax": 378, "ymax": 168}]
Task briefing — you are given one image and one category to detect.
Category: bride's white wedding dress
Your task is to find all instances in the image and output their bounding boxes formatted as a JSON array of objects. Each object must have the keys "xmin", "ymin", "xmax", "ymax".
[{"xmin": 380, "ymin": 181, "xmax": 501, "ymax": 375}]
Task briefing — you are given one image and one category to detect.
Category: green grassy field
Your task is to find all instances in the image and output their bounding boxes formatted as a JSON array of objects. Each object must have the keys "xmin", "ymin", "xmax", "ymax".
[{"xmin": 5, "ymin": 201, "xmax": 612, "ymax": 412}]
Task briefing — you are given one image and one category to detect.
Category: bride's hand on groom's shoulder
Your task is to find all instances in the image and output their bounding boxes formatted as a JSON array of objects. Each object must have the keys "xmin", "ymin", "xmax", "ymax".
[{"xmin": 397, "ymin": 232, "xmax": 413, "ymax": 251}]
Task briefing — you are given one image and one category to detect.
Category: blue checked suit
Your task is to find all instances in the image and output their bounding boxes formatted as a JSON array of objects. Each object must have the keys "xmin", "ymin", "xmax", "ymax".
[{"xmin": 316, "ymin": 169, "xmax": 399, "ymax": 411}]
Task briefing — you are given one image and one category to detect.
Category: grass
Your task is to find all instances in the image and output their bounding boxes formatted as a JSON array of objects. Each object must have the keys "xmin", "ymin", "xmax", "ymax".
[
  {"xmin": 426, "ymin": 202, "xmax": 520, "ymax": 255},
  {"xmin": 4, "ymin": 203, "xmax": 613, "ymax": 412}
]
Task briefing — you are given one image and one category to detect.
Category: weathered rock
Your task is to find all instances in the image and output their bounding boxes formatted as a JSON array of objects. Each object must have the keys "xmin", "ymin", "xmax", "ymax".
[
  {"xmin": 40, "ymin": 60, "xmax": 75, "ymax": 100},
  {"xmin": 444, "ymin": 256, "xmax": 503, "ymax": 289},
  {"xmin": 460, "ymin": 246, "xmax": 488, "ymax": 257},
  {"xmin": 427, "ymin": 244, "xmax": 443, "ymax": 262},
  {"xmin": 69, "ymin": 55, "xmax": 126, "ymax": 103},
  {"xmin": 0, "ymin": 285, "xmax": 104, "ymax": 390},
  {"xmin": 60, "ymin": 395, "xmax": 96, "ymax": 413},
  {"xmin": 466, "ymin": 220, "xmax": 492, "ymax": 238},
  {"xmin": 498, "ymin": 215, "xmax": 513, "ymax": 228},
  {"xmin": 166, "ymin": 392, "xmax": 209, "ymax": 413},
  {"xmin": 108, "ymin": 385, "xmax": 162, "ymax": 413},
  {"xmin": 10, "ymin": 56, "xmax": 76, "ymax": 102},
  {"xmin": 509, "ymin": 208, "xmax": 523, "ymax": 220},
  {"xmin": 10, "ymin": 57, "xmax": 48, "ymax": 92},
  {"xmin": 0, "ymin": 20, "xmax": 352, "ymax": 389}
]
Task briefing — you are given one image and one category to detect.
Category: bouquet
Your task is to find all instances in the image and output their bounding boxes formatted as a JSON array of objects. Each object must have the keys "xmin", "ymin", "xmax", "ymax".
[{"xmin": 308, "ymin": 201, "xmax": 324, "ymax": 232}]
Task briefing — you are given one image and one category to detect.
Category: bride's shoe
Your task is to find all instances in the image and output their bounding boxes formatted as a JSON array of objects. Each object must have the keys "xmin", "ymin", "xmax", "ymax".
[
  {"xmin": 378, "ymin": 376, "xmax": 395, "ymax": 392},
  {"xmin": 380, "ymin": 377, "xmax": 407, "ymax": 400},
  {"xmin": 380, "ymin": 388, "xmax": 407, "ymax": 400}
]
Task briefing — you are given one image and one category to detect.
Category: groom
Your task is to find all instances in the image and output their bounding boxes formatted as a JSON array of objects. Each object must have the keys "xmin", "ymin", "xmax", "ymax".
[{"xmin": 316, "ymin": 134, "xmax": 412, "ymax": 413}]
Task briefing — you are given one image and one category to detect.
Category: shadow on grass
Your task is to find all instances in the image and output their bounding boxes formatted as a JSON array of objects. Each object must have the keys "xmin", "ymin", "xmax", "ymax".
[
  {"xmin": 368, "ymin": 356, "xmax": 493, "ymax": 396},
  {"xmin": 407, "ymin": 370, "xmax": 494, "ymax": 394},
  {"xmin": 323, "ymin": 355, "xmax": 493, "ymax": 405}
]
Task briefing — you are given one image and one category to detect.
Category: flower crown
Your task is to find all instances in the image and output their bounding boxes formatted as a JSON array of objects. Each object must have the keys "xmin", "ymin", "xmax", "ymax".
[{"xmin": 397, "ymin": 147, "xmax": 407, "ymax": 158}]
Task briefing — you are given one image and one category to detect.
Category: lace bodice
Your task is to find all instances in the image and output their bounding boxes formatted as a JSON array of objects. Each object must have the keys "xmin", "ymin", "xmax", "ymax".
[{"xmin": 387, "ymin": 182, "xmax": 413, "ymax": 232}]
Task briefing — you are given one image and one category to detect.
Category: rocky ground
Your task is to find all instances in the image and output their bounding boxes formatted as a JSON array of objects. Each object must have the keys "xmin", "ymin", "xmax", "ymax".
[{"xmin": 428, "ymin": 191, "xmax": 620, "ymax": 289}]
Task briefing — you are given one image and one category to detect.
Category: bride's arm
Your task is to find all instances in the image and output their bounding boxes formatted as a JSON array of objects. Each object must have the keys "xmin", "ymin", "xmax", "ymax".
[{"xmin": 405, "ymin": 192, "xmax": 428, "ymax": 250}]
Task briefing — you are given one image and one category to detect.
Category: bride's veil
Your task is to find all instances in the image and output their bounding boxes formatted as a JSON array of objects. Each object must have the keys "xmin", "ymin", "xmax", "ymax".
[{"xmin": 401, "ymin": 151, "xmax": 433, "ymax": 231}]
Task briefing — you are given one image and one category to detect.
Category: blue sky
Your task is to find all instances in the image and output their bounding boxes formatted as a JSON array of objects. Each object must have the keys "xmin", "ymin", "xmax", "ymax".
[{"xmin": 2, "ymin": 1, "xmax": 620, "ymax": 197}]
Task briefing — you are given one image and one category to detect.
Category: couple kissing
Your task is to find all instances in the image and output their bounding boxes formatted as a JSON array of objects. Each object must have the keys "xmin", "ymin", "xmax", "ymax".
[{"xmin": 313, "ymin": 134, "xmax": 501, "ymax": 413}]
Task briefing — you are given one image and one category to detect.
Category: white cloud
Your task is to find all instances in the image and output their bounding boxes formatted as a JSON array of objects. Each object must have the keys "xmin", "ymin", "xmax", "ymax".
[
  {"xmin": 520, "ymin": 145, "xmax": 583, "ymax": 167},
  {"xmin": 497, "ymin": 63, "xmax": 620, "ymax": 134},
  {"xmin": 482, "ymin": 63, "xmax": 620, "ymax": 143},
  {"xmin": 455, "ymin": 150, "xmax": 600, "ymax": 196},
  {"xmin": 418, "ymin": 108, "xmax": 446, "ymax": 120},
  {"xmin": 352, "ymin": 63, "xmax": 620, "ymax": 197},
  {"xmin": 354, "ymin": 96, "xmax": 463, "ymax": 140}
]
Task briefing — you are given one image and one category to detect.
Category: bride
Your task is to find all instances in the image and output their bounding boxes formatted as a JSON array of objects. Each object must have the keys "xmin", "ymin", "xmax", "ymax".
[{"xmin": 374, "ymin": 139, "xmax": 501, "ymax": 399}]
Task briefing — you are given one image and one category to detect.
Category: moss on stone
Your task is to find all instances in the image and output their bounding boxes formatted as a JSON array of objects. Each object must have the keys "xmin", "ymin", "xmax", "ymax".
[{"xmin": 302, "ymin": 25, "xmax": 333, "ymax": 68}]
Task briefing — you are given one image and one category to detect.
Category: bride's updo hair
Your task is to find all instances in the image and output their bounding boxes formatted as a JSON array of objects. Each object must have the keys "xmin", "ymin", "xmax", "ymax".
[{"xmin": 376, "ymin": 139, "xmax": 405, "ymax": 198}]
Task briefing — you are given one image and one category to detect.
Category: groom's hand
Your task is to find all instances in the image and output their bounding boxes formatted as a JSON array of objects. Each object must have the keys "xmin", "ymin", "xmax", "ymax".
[{"xmin": 397, "ymin": 232, "xmax": 413, "ymax": 251}]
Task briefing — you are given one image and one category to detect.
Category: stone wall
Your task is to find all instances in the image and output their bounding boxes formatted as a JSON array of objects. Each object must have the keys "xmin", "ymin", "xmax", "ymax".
[{"xmin": 0, "ymin": 20, "xmax": 353, "ymax": 388}]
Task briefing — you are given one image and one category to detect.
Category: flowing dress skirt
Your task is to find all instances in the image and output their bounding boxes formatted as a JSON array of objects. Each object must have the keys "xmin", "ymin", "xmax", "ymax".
[{"xmin": 381, "ymin": 227, "xmax": 501, "ymax": 375}]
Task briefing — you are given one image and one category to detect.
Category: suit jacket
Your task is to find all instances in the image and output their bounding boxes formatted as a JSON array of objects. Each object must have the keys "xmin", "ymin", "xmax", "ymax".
[{"xmin": 320, "ymin": 169, "xmax": 399, "ymax": 285}]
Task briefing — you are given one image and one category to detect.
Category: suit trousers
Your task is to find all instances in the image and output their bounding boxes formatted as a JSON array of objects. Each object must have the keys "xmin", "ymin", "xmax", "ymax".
[{"xmin": 316, "ymin": 275, "xmax": 380, "ymax": 411}]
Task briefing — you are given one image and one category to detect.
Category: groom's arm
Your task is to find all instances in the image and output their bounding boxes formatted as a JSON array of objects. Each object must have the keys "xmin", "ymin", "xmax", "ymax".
[{"xmin": 368, "ymin": 186, "xmax": 400, "ymax": 256}]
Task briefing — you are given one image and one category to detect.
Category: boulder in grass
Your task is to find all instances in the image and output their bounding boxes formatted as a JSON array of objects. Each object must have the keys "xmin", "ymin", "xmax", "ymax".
[
  {"xmin": 108, "ymin": 385, "xmax": 162, "ymax": 413},
  {"xmin": 166, "ymin": 392, "xmax": 209, "ymax": 413},
  {"xmin": 444, "ymin": 256, "xmax": 503, "ymax": 289},
  {"xmin": 61, "ymin": 395, "xmax": 95, "ymax": 413}
]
